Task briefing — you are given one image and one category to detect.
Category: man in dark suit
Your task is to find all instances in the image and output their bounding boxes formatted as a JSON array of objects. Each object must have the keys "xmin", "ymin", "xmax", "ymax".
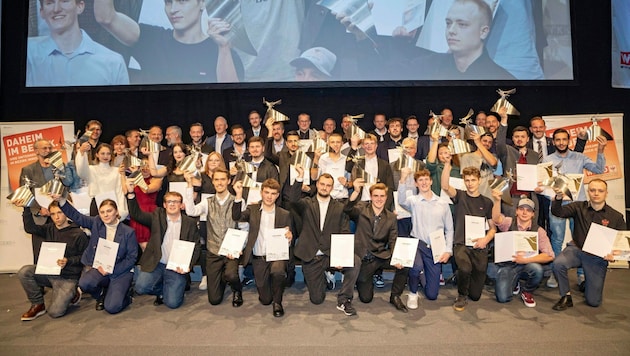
[
  {"xmin": 376, "ymin": 117, "xmax": 404, "ymax": 162},
  {"xmin": 289, "ymin": 170, "xmax": 360, "ymax": 315},
  {"xmin": 264, "ymin": 121, "xmax": 288, "ymax": 161},
  {"xmin": 232, "ymin": 178, "xmax": 292, "ymax": 317},
  {"xmin": 240, "ymin": 136, "xmax": 279, "ymax": 203},
  {"xmin": 20, "ymin": 139, "xmax": 74, "ymax": 262},
  {"xmin": 344, "ymin": 181, "xmax": 409, "ymax": 313},
  {"xmin": 157, "ymin": 125, "xmax": 182, "ymax": 165},
  {"xmin": 126, "ymin": 190, "xmax": 201, "ymax": 309},
  {"xmin": 222, "ymin": 125, "xmax": 249, "ymax": 170},
  {"xmin": 188, "ymin": 122, "xmax": 213, "ymax": 154},
  {"xmin": 244, "ymin": 110, "xmax": 268, "ymax": 142},
  {"xmin": 205, "ymin": 116, "xmax": 233, "ymax": 155}
]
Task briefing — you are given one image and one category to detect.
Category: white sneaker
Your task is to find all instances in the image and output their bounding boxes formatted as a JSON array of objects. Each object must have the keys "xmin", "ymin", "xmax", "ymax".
[
  {"xmin": 546, "ymin": 275, "xmax": 558, "ymax": 288},
  {"xmin": 407, "ymin": 293, "xmax": 419, "ymax": 310},
  {"xmin": 198, "ymin": 276, "xmax": 208, "ymax": 291},
  {"xmin": 325, "ymin": 271, "xmax": 336, "ymax": 290}
]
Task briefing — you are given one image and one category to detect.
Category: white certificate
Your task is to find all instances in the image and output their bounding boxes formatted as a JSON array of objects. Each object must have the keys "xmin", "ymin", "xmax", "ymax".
[
  {"xmin": 246, "ymin": 186, "xmax": 262, "ymax": 206},
  {"xmin": 494, "ymin": 231, "xmax": 539, "ymax": 263},
  {"xmin": 612, "ymin": 231, "xmax": 630, "ymax": 261},
  {"xmin": 388, "ymin": 148, "xmax": 401, "ymax": 164},
  {"xmin": 199, "ymin": 193, "xmax": 213, "ymax": 222},
  {"xmin": 35, "ymin": 242, "xmax": 66, "ymax": 275},
  {"xmin": 464, "ymin": 215, "xmax": 486, "ymax": 247},
  {"xmin": 265, "ymin": 228, "xmax": 289, "ymax": 261},
  {"xmin": 93, "ymin": 238, "xmax": 119, "ymax": 274},
  {"xmin": 393, "ymin": 191, "xmax": 412, "ymax": 219},
  {"xmin": 35, "ymin": 189, "xmax": 53, "ymax": 210},
  {"xmin": 330, "ymin": 234, "xmax": 355, "ymax": 267},
  {"xmin": 166, "ymin": 240, "xmax": 195, "ymax": 273},
  {"xmin": 69, "ymin": 188, "xmax": 91, "ymax": 215},
  {"xmin": 429, "ymin": 229, "xmax": 446, "ymax": 264},
  {"xmin": 372, "ymin": 0, "xmax": 426, "ymax": 36},
  {"xmin": 440, "ymin": 177, "xmax": 465, "ymax": 204},
  {"xmin": 391, "ymin": 237, "xmax": 419, "ymax": 267},
  {"xmin": 582, "ymin": 223, "xmax": 618, "ymax": 258},
  {"xmin": 168, "ymin": 182, "xmax": 187, "ymax": 198},
  {"xmin": 219, "ymin": 228, "xmax": 248, "ymax": 257},
  {"xmin": 95, "ymin": 190, "xmax": 117, "ymax": 208},
  {"xmin": 516, "ymin": 163, "xmax": 538, "ymax": 191}
]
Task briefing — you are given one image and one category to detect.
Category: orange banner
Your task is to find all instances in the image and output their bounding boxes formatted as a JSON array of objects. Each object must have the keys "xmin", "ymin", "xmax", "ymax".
[{"xmin": 3, "ymin": 126, "xmax": 68, "ymax": 191}]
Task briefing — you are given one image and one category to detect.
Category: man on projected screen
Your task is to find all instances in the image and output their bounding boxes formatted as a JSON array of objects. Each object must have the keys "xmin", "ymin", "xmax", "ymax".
[
  {"xmin": 27, "ymin": 0, "xmax": 129, "ymax": 86},
  {"xmin": 94, "ymin": 0, "xmax": 244, "ymax": 84},
  {"xmin": 423, "ymin": 0, "xmax": 514, "ymax": 80}
]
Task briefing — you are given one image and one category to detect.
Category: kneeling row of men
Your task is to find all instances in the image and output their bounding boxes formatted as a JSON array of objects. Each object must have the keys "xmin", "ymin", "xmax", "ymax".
[{"xmin": 17, "ymin": 162, "xmax": 626, "ymax": 321}]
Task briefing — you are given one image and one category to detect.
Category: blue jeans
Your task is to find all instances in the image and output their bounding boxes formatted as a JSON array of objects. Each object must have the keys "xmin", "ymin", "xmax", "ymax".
[
  {"xmin": 17, "ymin": 265, "xmax": 77, "ymax": 318},
  {"xmin": 135, "ymin": 263, "xmax": 187, "ymax": 309},
  {"xmin": 79, "ymin": 268, "xmax": 133, "ymax": 314},
  {"xmin": 408, "ymin": 241, "xmax": 442, "ymax": 300},
  {"xmin": 495, "ymin": 262, "xmax": 545, "ymax": 303},
  {"xmin": 553, "ymin": 243, "xmax": 608, "ymax": 307}
]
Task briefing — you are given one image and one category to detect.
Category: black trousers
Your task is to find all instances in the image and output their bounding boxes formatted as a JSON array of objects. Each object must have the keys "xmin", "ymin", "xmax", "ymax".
[
  {"xmin": 356, "ymin": 256, "xmax": 409, "ymax": 303},
  {"xmin": 301, "ymin": 255, "xmax": 360, "ymax": 305},
  {"xmin": 205, "ymin": 253, "xmax": 241, "ymax": 305},
  {"xmin": 252, "ymin": 256, "xmax": 287, "ymax": 305},
  {"xmin": 454, "ymin": 244, "xmax": 488, "ymax": 301}
]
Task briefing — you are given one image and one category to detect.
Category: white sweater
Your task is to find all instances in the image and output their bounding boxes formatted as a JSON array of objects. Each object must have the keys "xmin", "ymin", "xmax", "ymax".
[{"xmin": 75, "ymin": 152, "xmax": 128, "ymax": 220}]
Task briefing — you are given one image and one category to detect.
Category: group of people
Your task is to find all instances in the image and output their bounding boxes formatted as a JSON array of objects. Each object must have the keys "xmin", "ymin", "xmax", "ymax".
[
  {"xmin": 14, "ymin": 105, "xmax": 626, "ymax": 322},
  {"xmin": 26, "ymin": 0, "xmax": 557, "ymax": 86}
]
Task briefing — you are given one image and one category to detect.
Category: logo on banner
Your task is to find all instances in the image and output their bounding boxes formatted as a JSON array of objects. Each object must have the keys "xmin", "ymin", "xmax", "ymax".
[{"xmin": 621, "ymin": 52, "xmax": 630, "ymax": 66}]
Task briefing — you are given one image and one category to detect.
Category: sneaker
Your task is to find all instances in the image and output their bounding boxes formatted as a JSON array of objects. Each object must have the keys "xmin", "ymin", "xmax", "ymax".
[
  {"xmin": 325, "ymin": 271, "xmax": 336, "ymax": 290},
  {"xmin": 198, "ymin": 276, "xmax": 208, "ymax": 291},
  {"xmin": 70, "ymin": 287, "xmax": 82, "ymax": 306},
  {"xmin": 407, "ymin": 293, "xmax": 419, "ymax": 310},
  {"xmin": 336, "ymin": 299, "xmax": 357, "ymax": 316},
  {"xmin": 521, "ymin": 291, "xmax": 536, "ymax": 307},
  {"xmin": 21, "ymin": 304, "xmax": 46, "ymax": 321},
  {"xmin": 512, "ymin": 282, "xmax": 521, "ymax": 295},
  {"xmin": 546, "ymin": 275, "xmax": 558, "ymax": 288},
  {"xmin": 242, "ymin": 277, "xmax": 254, "ymax": 286},
  {"xmin": 373, "ymin": 274, "xmax": 385, "ymax": 288},
  {"xmin": 439, "ymin": 274, "xmax": 445, "ymax": 286},
  {"xmin": 453, "ymin": 295, "xmax": 467, "ymax": 311}
]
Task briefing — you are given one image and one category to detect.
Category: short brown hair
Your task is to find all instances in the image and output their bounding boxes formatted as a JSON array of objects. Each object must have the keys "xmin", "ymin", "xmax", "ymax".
[
  {"xmin": 248, "ymin": 136, "xmax": 265, "ymax": 146},
  {"xmin": 261, "ymin": 178, "xmax": 280, "ymax": 192},
  {"xmin": 164, "ymin": 191, "xmax": 183, "ymax": 202},
  {"xmin": 369, "ymin": 182, "xmax": 388, "ymax": 195},
  {"xmin": 461, "ymin": 166, "xmax": 481, "ymax": 179},
  {"xmin": 414, "ymin": 169, "xmax": 431, "ymax": 180}
]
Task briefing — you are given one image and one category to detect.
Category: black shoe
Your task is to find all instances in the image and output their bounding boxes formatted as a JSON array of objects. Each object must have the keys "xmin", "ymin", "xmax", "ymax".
[
  {"xmin": 552, "ymin": 295, "xmax": 573, "ymax": 311},
  {"xmin": 242, "ymin": 277, "xmax": 254, "ymax": 286},
  {"xmin": 390, "ymin": 295, "xmax": 408, "ymax": 313},
  {"xmin": 578, "ymin": 281, "xmax": 586, "ymax": 293},
  {"xmin": 153, "ymin": 296, "xmax": 164, "ymax": 306},
  {"xmin": 232, "ymin": 291, "xmax": 243, "ymax": 308},
  {"xmin": 95, "ymin": 298, "xmax": 105, "ymax": 311},
  {"xmin": 272, "ymin": 302, "xmax": 284, "ymax": 317}
]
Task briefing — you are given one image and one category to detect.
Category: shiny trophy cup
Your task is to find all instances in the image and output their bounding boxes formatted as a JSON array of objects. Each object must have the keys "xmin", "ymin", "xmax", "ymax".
[
  {"xmin": 428, "ymin": 110, "xmax": 449, "ymax": 137},
  {"xmin": 348, "ymin": 123, "xmax": 366, "ymax": 139},
  {"xmin": 6, "ymin": 177, "xmax": 36, "ymax": 207},
  {"xmin": 177, "ymin": 153, "xmax": 202, "ymax": 179},
  {"xmin": 263, "ymin": 98, "xmax": 290, "ymax": 125},
  {"xmin": 40, "ymin": 170, "xmax": 68, "ymax": 199},
  {"xmin": 448, "ymin": 138, "xmax": 473, "ymax": 155},
  {"xmin": 128, "ymin": 170, "xmax": 149, "ymax": 191},
  {"xmin": 460, "ymin": 108, "xmax": 487, "ymax": 139},
  {"xmin": 205, "ymin": 0, "xmax": 257, "ymax": 56},
  {"xmin": 241, "ymin": 174, "xmax": 260, "ymax": 189},
  {"xmin": 290, "ymin": 150, "xmax": 313, "ymax": 170},
  {"xmin": 123, "ymin": 154, "xmax": 143, "ymax": 170},
  {"xmin": 586, "ymin": 117, "xmax": 602, "ymax": 141},
  {"xmin": 353, "ymin": 165, "xmax": 377, "ymax": 185},
  {"xmin": 46, "ymin": 151, "xmax": 65, "ymax": 172},
  {"xmin": 396, "ymin": 154, "xmax": 424, "ymax": 172},
  {"xmin": 491, "ymin": 88, "xmax": 520, "ymax": 116},
  {"xmin": 77, "ymin": 130, "xmax": 93, "ymax": 145}
]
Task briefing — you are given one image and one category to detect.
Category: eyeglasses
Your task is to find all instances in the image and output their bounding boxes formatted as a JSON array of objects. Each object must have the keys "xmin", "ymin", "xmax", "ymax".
[{"xmin": 165, "ymin": 200, "xmax": 182, "ymax": 205}]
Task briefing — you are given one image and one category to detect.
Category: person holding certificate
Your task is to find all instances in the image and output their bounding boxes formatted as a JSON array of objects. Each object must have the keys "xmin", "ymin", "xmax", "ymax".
[
  {"xmin": 442, "ymin": 163, "xmax": 496, "ymax": 312},
  {"xmin": 54, "ymin": 196, "xmax": 137, "ymax": 314},
  {"xmin": 16, "ymin": 201, "xmax": 89, "ymax": 321},
  {"xmin": 397, "ymin": 168, "xmax": 454, "ymax": 309},
  {"xmin": 126, "ymin": 187, "xmax": 201, "ymax": 309},
  {"xmin": 288, "ymin": 167, "xmax": 359, "ymax": 315},
  {"xmin": 491, "ymin": 191, "xmax": 554, "ymax": 308},
  {"xmin": 344, "ymin": 181, "xmax": 409, "ymax": 313},
  {"xmin": 550, "ymin": 179, "xmax": 626, "ymax": 310},
  {"xmin": 232, "ymin": 178, "xmax": 292, "ymax": 317},
  {"xmin": 183, "ymin": 168, "xmax": 244, "ymax": 307}
]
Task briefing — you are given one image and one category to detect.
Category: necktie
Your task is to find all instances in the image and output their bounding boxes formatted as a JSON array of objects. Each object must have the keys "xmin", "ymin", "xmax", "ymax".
[{"xmin": 537, "ymin": 140, "xmax": 543, "ymax": 163}]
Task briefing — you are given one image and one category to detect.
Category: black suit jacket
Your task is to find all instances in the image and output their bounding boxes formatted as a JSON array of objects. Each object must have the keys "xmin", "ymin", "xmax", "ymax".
[
  {"xmin": 525, "ymin": 136, "xmax": 586, "ymax": 156},
  {"xmin": 245, "ymin": 127, "xmax": 269, "ymax": 142},
  {"xmin": 344, "ymin": 198, "xmax": 398, "ymax": 259},
  {"xmin": 288, "ymin": 182, "xmax": 350, "ymax": 262},
  {"xmin": 127, "ymin": 196, "xmax": 201, "ymax": 273},
  {"xmin": 232, "ymin": 201, "xmax": 292, "ymax": 265},
  {"xmin": 242, "ymin": 158, "xmax": 279, "ymax": 202}
]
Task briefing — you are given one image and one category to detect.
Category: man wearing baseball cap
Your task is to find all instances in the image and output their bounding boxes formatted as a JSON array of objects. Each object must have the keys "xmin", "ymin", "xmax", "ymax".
[
  {"xmin": 290, "ymin": 47, "xmax": 337, "ymax": 81},
  {"xmin": 491, "ymin": 193, "xmax": 554, "ymax": 307}
]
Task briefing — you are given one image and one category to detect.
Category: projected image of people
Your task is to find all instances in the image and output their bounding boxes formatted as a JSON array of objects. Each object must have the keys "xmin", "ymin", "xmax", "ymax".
[{"xmin": 26, "ymin": 0, "xmax": 129, "ymax": 86}]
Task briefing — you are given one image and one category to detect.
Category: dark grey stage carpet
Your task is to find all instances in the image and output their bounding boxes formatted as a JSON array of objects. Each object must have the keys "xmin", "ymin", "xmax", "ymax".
[{"xmin": 1, "ymin": 269, "xmax": 629, "ymax": 356}]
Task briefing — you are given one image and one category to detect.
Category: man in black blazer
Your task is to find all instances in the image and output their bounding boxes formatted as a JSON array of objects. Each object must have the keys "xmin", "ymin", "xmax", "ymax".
[
  {"xmin": 241, "ymin": 136, "xmax": 279, "ymax": 203},
  {"xmin": 232, "ymin": 178, "xmax": 292, "ymax": 317},
  {"xmin": 344, "ymin": 181, "xmax": 409, "ymax": 313},
  {"xmin": 222, "ymin": 125, "xmax": 250, "ymax": 170},
  {"xmin": 126, "ymin": 190, "xmax": 201, "ymax": 309},
  {"xmin": 289, "ymin": 169, "xmax": 360, "ymax": 315},
  {"xmin": 264, "ymin": 121, "xmax": 288, "ymax": 162},
  {"xmin": 244, "ymin": 110, "xmax": 269, "ymax": 142}
]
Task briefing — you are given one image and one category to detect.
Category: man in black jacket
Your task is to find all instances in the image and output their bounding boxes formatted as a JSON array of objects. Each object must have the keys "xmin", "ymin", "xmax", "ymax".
[
  {"xmin": 17, "ymin": 201, "xmax": 89, "ymax": 321},
  {"xmin": 126, "ymin": 189, "xmax": 201, "ymax": 309}
]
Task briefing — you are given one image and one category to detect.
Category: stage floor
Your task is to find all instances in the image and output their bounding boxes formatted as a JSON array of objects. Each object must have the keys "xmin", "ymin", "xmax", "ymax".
[{"xmin": 1, "ymin": 269, "xmax": 629, "ymax": 355}]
